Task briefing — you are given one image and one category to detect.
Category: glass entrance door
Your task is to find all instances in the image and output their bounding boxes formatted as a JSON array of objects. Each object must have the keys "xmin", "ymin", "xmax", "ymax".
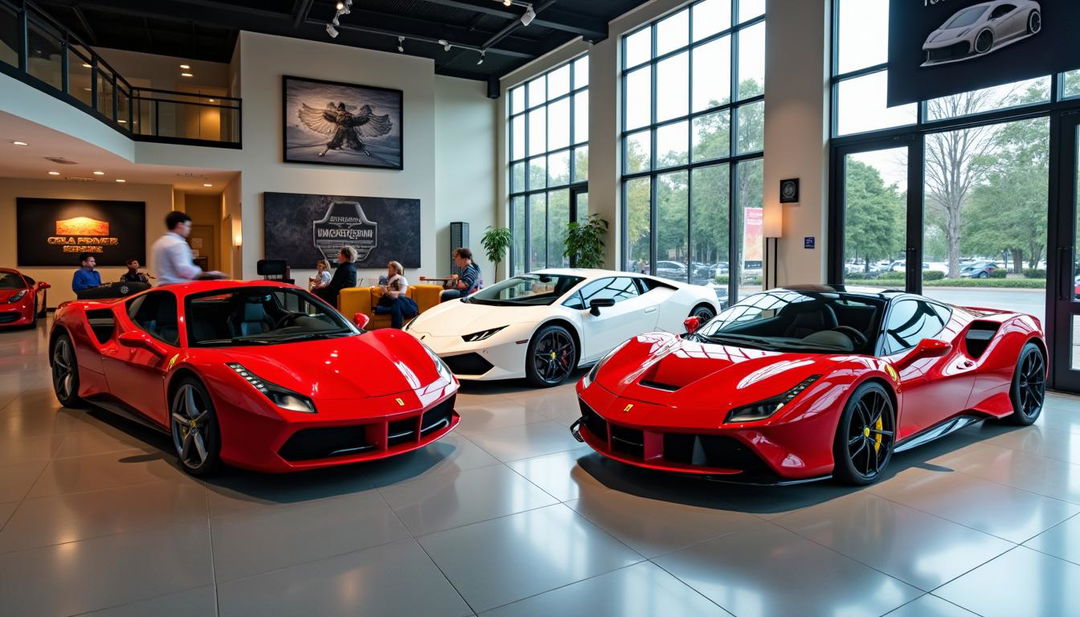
[{"xmin": 1050, "ymin": 114, "xmax": 1080, "ymax": 390}]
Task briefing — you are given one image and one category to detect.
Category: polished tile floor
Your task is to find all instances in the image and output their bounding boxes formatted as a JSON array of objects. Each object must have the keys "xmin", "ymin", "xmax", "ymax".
[{"xmin": 2, "ymin": 322, "xmax": 1080, "ymax": 617}]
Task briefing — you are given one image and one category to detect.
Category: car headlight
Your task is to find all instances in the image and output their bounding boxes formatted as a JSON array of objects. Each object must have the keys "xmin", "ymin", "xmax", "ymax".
[
  {"xmin": 582, "ymin": 342, "xmax": 627, "ymax": 389},
  {"xmin": 422, "ymin": 343, "xmax": 453, "ymax": 381},
  {"xmin": 7, "ymin": 290, "xmax": 27, "ymax": 303},
  {"xmin": 462, "ymin": 326, "xmax": 506, "ymax": 342},
  {"xmin": 227, "ymin": 362, "xmax": 316, "ymax": 413},
  {"xmin": 725, "ymin": 375, "xmax": 821, "ymax": 423}
]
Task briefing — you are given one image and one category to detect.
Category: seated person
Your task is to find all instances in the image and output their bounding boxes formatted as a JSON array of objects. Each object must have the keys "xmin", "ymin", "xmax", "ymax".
[
  {"xmin": 120, "ymin": 258, "xmax": 150, "ymax": 284},
  {"xmin": 440, "ymin": 247, "xmax": 481, "ymax": 302},
  {"xmin": 71, "ymin": 253, "xmax": 102, "ymax": 292},
  {"xmin": 308, "ymin": 259, "xmax": 332, "ymax": 292},
  {"xmin": 314, "ymin": 246, "xmax": 358, "ymax": 306},
  {"xmin": 373, "ymin": 261, "xmax": 419, "ymax": 329}
]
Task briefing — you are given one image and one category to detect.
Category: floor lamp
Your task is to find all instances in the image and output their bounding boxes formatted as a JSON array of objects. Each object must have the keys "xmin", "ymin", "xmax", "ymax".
[{"xmin": 764, "ymin": 205, "xmax": 783, "ymax": 290}]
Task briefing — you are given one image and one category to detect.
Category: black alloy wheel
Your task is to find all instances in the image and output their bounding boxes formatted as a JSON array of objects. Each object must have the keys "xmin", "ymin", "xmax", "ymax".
[
  {"xmin": 50, "ymin": 332, "xmax": 84, "ymax": 408},
  {"xmin": 170, "ymin": 377, "xmax": 222, "ymax": 476},
  {"xmin": 1028, "ymin": 11, "xmax": 1041, "ymax": 34},
  {"xmin": 834, "ymin": 381, "xmax": 896, "ymax": 485},
  {"xmin": 691, "ymin": 304, "xmax": 716, "ymax": 323},
  {"xmin": 975, "ymin": 30, "xmax": 994, "ymax": 54},
  {"xmin": 1007, "ymin": 342, "xmax": 1045, "ymax": 426},
  {"xmin": 525, "ymin": 324, "xmax": 577, "ymax": 387}
]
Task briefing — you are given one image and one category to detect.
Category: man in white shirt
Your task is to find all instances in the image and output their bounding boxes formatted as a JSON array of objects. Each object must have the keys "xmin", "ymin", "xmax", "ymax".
[{"xmin": 151, "ymin": 211, "xmax": 224, "ymax": 285}]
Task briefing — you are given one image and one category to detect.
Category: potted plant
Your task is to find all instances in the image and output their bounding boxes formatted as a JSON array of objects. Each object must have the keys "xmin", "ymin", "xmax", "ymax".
[
  {"xmin": 481, "ymin": 226, "xmax": 513, "ymax": 282},
  {"xmin": 564, "ymin": 215, "xmax": 608, "ymax": 268}
]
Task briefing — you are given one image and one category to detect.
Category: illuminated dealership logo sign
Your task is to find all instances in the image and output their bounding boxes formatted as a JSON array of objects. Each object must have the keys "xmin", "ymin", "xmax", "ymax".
[
  {"xmin": 312, "ymin": 201, "xmax": 378, "ymax": 262},
  {"xmin": 48, "ymin": 216, "xmax": 119, "ymax": 254}
]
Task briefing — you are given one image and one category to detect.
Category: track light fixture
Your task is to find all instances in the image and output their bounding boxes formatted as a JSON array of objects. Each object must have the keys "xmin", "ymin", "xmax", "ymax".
[
  {"xmin": 439, "ymin": 39, "xmax": 452, "ymax": 51},
  {"xmin": 477, "ymin": 50, "xmax": 485, "ymax": 65},
  {"xmin": 502, "ymin": 0, "xmax": 511, "ymax": 5},
  {"xmin": 521, "ymin": 5, "xmax": 535, "ymax": 26},
  {"xmin": 397, "ymin": 36, "xmax": 405, "ymax": 53},
  {"xmin": 326, "ymin": 23, "xmax": 338, "ymax": 38},
  {"xmin": 332, "ymin": 15, "xmax": 340, "ymax": 26}
]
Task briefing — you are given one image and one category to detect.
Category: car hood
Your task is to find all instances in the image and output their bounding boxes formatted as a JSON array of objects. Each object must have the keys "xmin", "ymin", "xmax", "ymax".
[
  {"xmin": 194, "ymin": 329, "xmax": 447, "ymax": 399},
  {"xmin": 925, "ymin": 24, "xmax": 977, "ymax": 44},
  {"xmin": 406, "ymin": 299, "xmax": 557, "ymax": 337},
  {"xmin": 594, "ymin": 332, "xmax": 863, "ymax": 409}
]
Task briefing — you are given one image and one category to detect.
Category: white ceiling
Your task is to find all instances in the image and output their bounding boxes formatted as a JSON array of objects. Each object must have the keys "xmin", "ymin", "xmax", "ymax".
[{"xmin": 0, "ymin": 111, "xmax": 238, "ymax": 193}]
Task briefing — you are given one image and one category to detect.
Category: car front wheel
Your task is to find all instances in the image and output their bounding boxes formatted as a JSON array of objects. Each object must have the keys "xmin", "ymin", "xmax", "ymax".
[
  {"xmin": 833, "ymin": 381, "xmax": 896, "ymax": 485},
  {"xmin": 170, "ymin": 377, "xmax": 222, "ymax": 476},
  {"xmin": 690, "ymin": 304, "xmax": 716, "ymax": 323},
  {"xmin": 1007, "ymin": 342, "xmax": 1045, "ymax": 426},
  {"xmin": 525, "ymin": 324, "xmax": 577, "ymax": 387},
  {"xmin": 51, "ymin": 332, "xmax": 84, "ymax": 408}
]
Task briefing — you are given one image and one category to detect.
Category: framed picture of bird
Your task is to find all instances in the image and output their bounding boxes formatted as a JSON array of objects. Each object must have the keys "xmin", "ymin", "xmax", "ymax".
[{"xmin": 282, "ymin": 75, "xmax": 404, "ymax": 170}]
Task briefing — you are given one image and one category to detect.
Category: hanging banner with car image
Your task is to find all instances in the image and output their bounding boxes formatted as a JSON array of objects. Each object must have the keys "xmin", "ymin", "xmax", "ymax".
[{"xmin": 887, "ymin": 0, "xmax": 1080, "ymax": 107}]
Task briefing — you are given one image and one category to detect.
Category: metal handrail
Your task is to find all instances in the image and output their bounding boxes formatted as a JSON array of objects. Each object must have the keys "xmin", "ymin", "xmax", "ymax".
[{"xmin": 0, "ymin": 0, "xmax": 242, "ymax": 147}]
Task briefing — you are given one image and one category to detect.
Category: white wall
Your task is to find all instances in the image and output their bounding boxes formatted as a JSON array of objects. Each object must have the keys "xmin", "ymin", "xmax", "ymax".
[
  {"xmin": 0, "ymin": 178, "xmax": 173, "ymax": 306},
  {"xmin": 764, "ymin": 0, "xmax": 830, "ymax": 286}
]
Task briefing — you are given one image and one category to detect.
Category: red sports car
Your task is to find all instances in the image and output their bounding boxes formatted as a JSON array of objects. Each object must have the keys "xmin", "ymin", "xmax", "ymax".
[
  {"xmin": 0, "ymin": 268, "xmax": 50, "ymax": 328},
  {"xmin": 49, "ymin": 280, "xmax": 459, "ymax": 475},
  {"xmin": 572, "ymin": 286, "xmax": 1046, "ymax": 485}
]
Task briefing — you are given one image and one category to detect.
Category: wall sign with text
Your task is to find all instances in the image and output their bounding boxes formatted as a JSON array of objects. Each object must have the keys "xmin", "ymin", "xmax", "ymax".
[
  {"xmin": 16, "ymin": 198, "xmax": 146, "ymax": 267},
  {"xmin": 263, "ymin": 192, "xmax": 420, "ymax": 269},
  {"xmin": 888, "ymin": 0, "xmax": 1080, "ymax": 106}
]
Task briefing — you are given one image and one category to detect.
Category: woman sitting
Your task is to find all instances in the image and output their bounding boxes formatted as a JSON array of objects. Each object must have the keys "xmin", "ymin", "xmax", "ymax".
[
  {"xmin": 308, "ymin": 259, "xmax": 332, "ymax": 292},
  {"xmin": 374, "ymin": 261, "xmax": 419, "ymax": 329}
]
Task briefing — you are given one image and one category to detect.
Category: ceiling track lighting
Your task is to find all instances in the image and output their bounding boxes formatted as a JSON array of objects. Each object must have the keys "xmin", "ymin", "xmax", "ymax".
[
  {"xmin": 439, "ymin": 39, "xmax": 452, "ymax": 52},
  {"xmin": 520, "ymin": 5, "xmax": 536, "ymax": 26},
  {"xmin": 477, "ymin": 50, "xmax": 485, "ymax": 65},
  {"xmin": 397, "ymin": 36, "xmax": 405, "ymax": 53},
  {"xmin": 326, "ymin": 23, "xmax": 338, "ymax": 38}
]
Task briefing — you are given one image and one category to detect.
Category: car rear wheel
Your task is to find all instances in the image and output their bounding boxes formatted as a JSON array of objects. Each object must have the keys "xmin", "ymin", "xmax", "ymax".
[
  {"xmin": 1028, "ymin": 11, "xmax": 1041, "ymax": 34},
  {"xmin": 1007, "ymin": 342, "xmax": 1045, "ymax": 426},
  {"xmin": 50, "ymin": 332, "xmax": 84, "ymax": 408},
  {"xmin": 170, "ymin": 377, "xmax": 222, "ymax": 476},
  {"xmin": 977, "ymin": 271, "xmax": 988, "ymax": 279},
  {"xmin": 690, "ymin": 304, "xmax": 716, "ymax": 323},
  {"xmin": 975, "ymin": 30, "xmax": 993, "ymax": 54},
  {"xmin": 833, "ymin": 381, "xmax": 895, "ymax": 485},
  {"xmin": 525, "ymin": 324, "xmax": 577, "ymax": 387}
]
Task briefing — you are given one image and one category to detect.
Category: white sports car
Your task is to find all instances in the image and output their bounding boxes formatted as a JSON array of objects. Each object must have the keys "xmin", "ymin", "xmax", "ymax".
[
  {"xmin": 922, "ymin": 1, "xmax": 1041, "ymax": 67},
  {"xmin": 404, "ymin": 269, "xmax": 721, "ymax": 387}
]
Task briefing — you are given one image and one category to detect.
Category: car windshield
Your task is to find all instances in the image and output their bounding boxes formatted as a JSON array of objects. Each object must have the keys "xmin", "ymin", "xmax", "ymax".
[
  {"xmin": 0, "ymin": 273, "xmax": 24, "ymax": 289},
  {"xmin": 467, "ymin": 273, "xmax": 585, "ymax": 306},
  {"xmin": 186, "ymin": 287, "xmax": 357, "ymax": 346},
  {"xmin": 943, "ymin": 6, "xmax": 987, "ymax": 29},
  {"xmin": 692, "ymin": 289, "xmax": 885, "ymax": 354}
]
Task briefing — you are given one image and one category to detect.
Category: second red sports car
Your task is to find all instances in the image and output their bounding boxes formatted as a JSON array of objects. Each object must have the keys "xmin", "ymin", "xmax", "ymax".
[
  {"xmin": 49, "ymin": 280, "xmax": 459, "ymax": 475},
  {"xmin": 0, "ymin": 268, "xmax": 49, "ymax": 329},
  {"xmin": 572, "ymin": 285, "xmax": 1046, "ymax": 485}
]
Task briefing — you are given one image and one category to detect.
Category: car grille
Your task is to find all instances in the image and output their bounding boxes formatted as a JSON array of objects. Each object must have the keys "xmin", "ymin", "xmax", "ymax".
[
  {"xmin": 577, "ymin": 397, "xmax": 768, "ymax": 475},
  {"xmin": 0, "ymin": 312, "xmax": 21, "ymax": 324},
  {"xmin": 443, "ymin": 353, "xmax": 494, "ymax": 376},
  {"xmin": 926, "ymin": 42, "xmax": 969, "ymax": 63},
  {"xmin": 277, "ymin": 395, "xmax": 457, "ymax": 462}
]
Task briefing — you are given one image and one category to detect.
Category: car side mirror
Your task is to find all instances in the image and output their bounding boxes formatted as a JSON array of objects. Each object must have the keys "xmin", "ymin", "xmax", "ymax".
[
  {"xmin": 117, "ymin": 331, "xmax": 167, "ymax": 356},
  {"xmin": 683, "ymin": 316, "xmax": 701, "ymax": 334},
  {"xmin": 37, "ymin": 282, "xmax": 51, "ymax": 290},
  {"xmin": 353, "ymin": 312, "xmax": 371, "ymax": 330},
  {"xmin": 894, "ymin": 338, "xmax": 951, "ymax": 371},
  {"xmin": 589, "ymin": 298, "xmax": 616, "ymax": 316}
]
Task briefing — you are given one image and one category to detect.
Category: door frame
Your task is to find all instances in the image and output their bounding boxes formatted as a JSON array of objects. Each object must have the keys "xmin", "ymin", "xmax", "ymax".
[{"xmin": 1048, "ymin": 111, "xmax": 1080, "ymax": 390}]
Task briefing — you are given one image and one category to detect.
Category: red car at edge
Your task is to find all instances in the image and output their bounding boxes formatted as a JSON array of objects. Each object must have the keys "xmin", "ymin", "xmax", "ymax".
[
  {"xmin": 49, "ymin": 280, "xmax": 459, "ymax": 475},
  {"xmin": 0, "ymin": 268, "xmax": 50, "ymax": 328},
  {"xmin": 572, "ymin": 285, "xmax": 1046, "ymax": 485}
]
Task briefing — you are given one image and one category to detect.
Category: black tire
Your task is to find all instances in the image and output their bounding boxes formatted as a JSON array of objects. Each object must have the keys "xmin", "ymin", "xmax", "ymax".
[
  {"xmin": 1006, "ymin": 342, "xmax": 1045, "ymax": 426},
  {"xmin": 690, "ymin": 304, "xmax": 716, "ymax": 324},
  {"xmin": 1027, "ymin": 10, "xmax": 1041, "ymax": 34},
  {"xmin": 833, "ymin": 381, "xmax": 896, "ymax": 485},
  {"xmin": 50, "ymin": 332, "xmax": 85, "ymax": 408},
  {"xmin": 525, "ymin": 324, "xmax": 578, "ymax": 388},
  {"xmin": 975, "ymin": 30, "xmax": 993, "ymax": 54},
  {"xmin": 977, "ymin": 271, "xmax": 989, "ymax": 279},
  {"xmin": 169, "ymin": 377, "xmax": 222, "ymax": 476}
]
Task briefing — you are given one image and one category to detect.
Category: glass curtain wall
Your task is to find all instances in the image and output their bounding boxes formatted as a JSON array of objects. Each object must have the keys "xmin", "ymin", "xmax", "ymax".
[
  {"xmin": 508, "ymin": 56, "xmax": 589, "ymax": 275},
  {"xmin": 621, "ymin": 0, "xmax": 765, "ymax": 305}
]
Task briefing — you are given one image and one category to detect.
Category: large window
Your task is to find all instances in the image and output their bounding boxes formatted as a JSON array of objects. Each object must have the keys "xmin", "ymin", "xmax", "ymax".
[
  {"xmin": 621, "ymin": 0, "xmax": 764, "ymax": 304},
  {"xmin": 508, "ymin": 56, "xmax": 589, "ymax": 275}
]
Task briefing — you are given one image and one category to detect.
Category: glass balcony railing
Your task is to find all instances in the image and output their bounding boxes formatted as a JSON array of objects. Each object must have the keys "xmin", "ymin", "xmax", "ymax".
[{"xmin": 0, "ymin": 0, "xmax": 241, "ymax": 147}]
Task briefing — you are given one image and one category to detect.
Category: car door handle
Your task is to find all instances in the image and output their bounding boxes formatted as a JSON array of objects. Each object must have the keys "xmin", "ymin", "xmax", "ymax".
[{"xmin": 644, "ymin": 307, "xmax": 658, "ymax": 313}]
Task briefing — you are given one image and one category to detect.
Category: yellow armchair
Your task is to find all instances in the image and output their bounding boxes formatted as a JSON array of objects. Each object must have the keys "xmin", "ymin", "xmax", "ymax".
[{"xmin": 337, "ymin": 284, "xmax": 443, "ymax": 329}]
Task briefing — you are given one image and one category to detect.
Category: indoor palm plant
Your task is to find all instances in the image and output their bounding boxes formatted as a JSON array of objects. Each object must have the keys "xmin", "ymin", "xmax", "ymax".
[
  {"xmin": 563, "ymin": 215, "xmax": 608, "ymax": 268},
  {"xmin": 481, "ymin": 226, "xmax": 513, "ymax": 281}
]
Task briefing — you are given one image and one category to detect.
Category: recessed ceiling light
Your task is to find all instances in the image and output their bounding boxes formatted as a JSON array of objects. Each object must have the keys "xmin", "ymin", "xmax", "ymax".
[
  {"xmin": 83, "ymin": 87, "xmax": 91, "ymax": 92},
  {"xmin": 208, "ymin": 98, "xmax": 215, "ymax": 103},
  {"xmin": 180, "ymin": 64, "xmax": 190, "ymax": 69},
  {"xmin": 82, "ymin": 63, "xmax": 91, "ymax": 68},
  {"xmin": 115, "ymin": 179, "xmax": 126, "ymax": 183},
  {"xmin": 92, "ymin": 171, "xmax": 105, "ymax": 176},
  {"xmin": 203, "ymin": 183, "xmax": 213, "ymax": 187},
  {"xmin": 181, "ymin": 72, "xmax": 193, "ymax": 78},
  {"xmin": 48, "ymin": 171, "xmax": 60, "ymax": 175},
  {"xmin": 12, "ymin": 141, "xmax": 28, "ymax": 146},
  {"xmin": 117, "ymin": 119, "xmax": 127, "ymax": 124}
]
